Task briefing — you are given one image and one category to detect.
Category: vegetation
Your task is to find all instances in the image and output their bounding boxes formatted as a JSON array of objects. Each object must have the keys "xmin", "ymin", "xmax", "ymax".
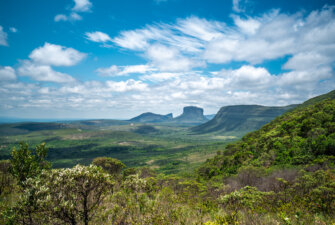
[
  {"xmin": 0, "ymin": 93, "xmax": 335, "ymax": 224},
  {"xmin": 0, "ymin": 122, "xmax": 231, "ymax": 174},
  {"xmin": 10, "ymin": 142, "xmax": 51, "ymax": 187},
  {"xmin": 198, "ymin": 99, "xmax": 335, "ymax": 179},
  {"xmin": 92, "ymin": 157, "xmax": 126, "ymax": 175}
]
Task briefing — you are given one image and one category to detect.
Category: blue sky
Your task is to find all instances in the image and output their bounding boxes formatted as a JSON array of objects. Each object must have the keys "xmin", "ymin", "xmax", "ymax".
[{"xmin": 0, "ymin": 0, "xmax": 334, "ymax": 119}]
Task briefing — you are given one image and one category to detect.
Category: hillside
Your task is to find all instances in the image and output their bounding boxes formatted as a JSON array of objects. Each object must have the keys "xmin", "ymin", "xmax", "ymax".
[
  {"xmin": 173, "ymin": 106, "xmax": 208, "ymax": 125},
  {"xmin": 192, "ymin": 104, "xmax": 296, "ymax": 136},
  {"xmin": 129, "ymin": 112, "xmax": 173, "ymax": 123},
  {"xmin": 198, "ymin": 98, "xmax": 335, "ymax": 179}
]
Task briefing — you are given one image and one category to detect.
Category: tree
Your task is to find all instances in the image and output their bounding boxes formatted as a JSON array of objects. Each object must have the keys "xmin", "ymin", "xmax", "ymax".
[
  {"xmin": 10, "ymin": 142, "xmax": 51, "ymax": 187},
  {"xmin": 92, "ymin": 157, "xmax": 125, "ymax": 176},
  {"xmin": 20, "ymin": 165, "xmax": 113, "ymax": 225},
  {"xmin": 0, "ymin": 160, "xmax": 12, "ymax": 196}
]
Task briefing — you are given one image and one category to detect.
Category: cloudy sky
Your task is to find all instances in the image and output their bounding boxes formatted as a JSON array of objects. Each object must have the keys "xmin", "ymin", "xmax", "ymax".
[{"xmin": 0, "ymin": 0, "xmax": 334, "ymax": 119}]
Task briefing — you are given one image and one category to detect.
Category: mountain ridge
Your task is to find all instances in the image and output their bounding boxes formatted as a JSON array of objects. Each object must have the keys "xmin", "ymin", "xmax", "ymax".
[{"xmin": 191, "ymin": 104, "xmax": 297, "ymax": 136}]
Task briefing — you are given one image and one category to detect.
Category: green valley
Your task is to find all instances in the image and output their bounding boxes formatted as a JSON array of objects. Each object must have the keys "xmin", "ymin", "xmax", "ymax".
[{"xmin": 0, "ymin": 90, "xmax": 335, "ymax": 224}]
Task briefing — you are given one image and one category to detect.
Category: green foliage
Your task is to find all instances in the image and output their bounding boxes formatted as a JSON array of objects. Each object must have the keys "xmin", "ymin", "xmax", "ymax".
[
  {"xmin": 9, "ymin": 165, "xmax": 113, "ymax": 225},
  {"xmin": 220, "ymin": 186, "xmax": 274, "ymax": 213},
  {"xmin": 199, "ymin": 99, "xmax": 335, "ymax": 179},
  {"xmin": 0, "ymin": 160, "xmax": 13, "ymax": 196},
  {"xmin": 92, "ymin": 157, "xmax": 126, "ymax": 175},
  {"xmin": 2, "ymin": 92, "xmax": 335, "ymax": 224},
  {"xmin": 10, "ymin": 142, "xmax": 51, "ymax": 187}
]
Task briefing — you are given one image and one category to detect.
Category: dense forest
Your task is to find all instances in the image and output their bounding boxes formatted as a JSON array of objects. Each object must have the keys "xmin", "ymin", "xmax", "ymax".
[{"xmin": 0, "ymin": 98, "xmax": 335, "ymax": 224}]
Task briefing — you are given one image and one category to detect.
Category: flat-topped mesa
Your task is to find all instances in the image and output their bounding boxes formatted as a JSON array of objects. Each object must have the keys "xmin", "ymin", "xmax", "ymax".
[
  {"xmin": 191, "ymin": 104, "xmax": 297, "ymax": 135},
  {"xmin": 174, "ymin": 106, "xmax": 208, "ymax": 124}
]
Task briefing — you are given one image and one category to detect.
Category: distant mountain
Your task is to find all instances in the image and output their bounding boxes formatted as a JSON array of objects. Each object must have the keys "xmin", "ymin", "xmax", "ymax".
[
  {"xmin": 129, "ymin": 112, "xmax": 173, "ymax": 123},
  {"xmin": 191, "ymin": 104, "xmax": 296, "ymax": 136},
  {"xmin": 205, "ymin": 114, "xmax": 216, "ymax": 120},
  {"xmin": 173, "ymin": 106, "xmax": 208, "ymax": 125}
]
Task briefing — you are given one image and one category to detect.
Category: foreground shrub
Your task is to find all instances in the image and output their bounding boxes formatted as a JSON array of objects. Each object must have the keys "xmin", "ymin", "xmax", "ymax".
[
  {"xmin": 7, "ymin": 165, "xmax": 113, "ymax": 225},
  {"xmin": 10, "ymin": 142, "xmax": 51, "ymax": 188}
]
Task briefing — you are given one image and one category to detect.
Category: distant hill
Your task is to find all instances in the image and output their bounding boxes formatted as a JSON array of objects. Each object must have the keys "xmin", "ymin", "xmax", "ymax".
[
  {"xmin": 69, "ymin": 119, "xmax": 131, "ymax": 128},
  {"xmin": 173, "ymin": 106, "xmax": 208, "ymax": 125},
  {"xmin": 129, "ymin": 112, "xmax": 173, "ymax": 123},
  {"xmin": 198, "ymin": 97, "xmax": 335, "ymax": 179},
  {"xmin": 191, "ymin": 104, "xmax": 296, "ymax": 136}
]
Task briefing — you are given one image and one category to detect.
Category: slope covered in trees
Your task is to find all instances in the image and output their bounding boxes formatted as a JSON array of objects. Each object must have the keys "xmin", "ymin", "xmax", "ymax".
[{"xmin": 198, "ymin": 98, "xmax": 335, "ymax": 179}]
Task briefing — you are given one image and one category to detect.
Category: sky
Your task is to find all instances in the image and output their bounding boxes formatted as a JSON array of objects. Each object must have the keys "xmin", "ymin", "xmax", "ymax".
[{"xmin": 0, "ymin": 0, "xmax": 334, "ymax": 119}]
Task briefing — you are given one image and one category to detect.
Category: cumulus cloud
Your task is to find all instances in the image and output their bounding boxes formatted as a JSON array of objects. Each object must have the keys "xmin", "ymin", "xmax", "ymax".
[
  {"xmin": 85, "ymin": 31, "xmax": 112, "ymax": 43},
  {"xmin": 220, "ymin": 65, "xmax": 273, "ymax": 89},
  {"xmin": 9, "ymin": 27, "xmax": 18, "ymax": 33},
  {"xmin": 29, "ymin": 43, "xmax": 86, "ymax": 66},
  {"xmin": 55, "ymin": 0, "xmax": 91, "ymax": 23},
  {"xmin": 141, "ymin": 72, "xmax": 181, "ymax": 82},
  {"xmin": 18, "ymin": 62, "xmax": 76, "ymax": 83},
  {"xmin": 2, "ymin": 5, "xmax": 335, "ymax": 118},
  {"xmin": 0, "ymin": 66, "xmax": 16, "ymax": 81},
  {"xmin": 97, "ymin": 64, "xmax": 155, "ymax": 76},
  {"xmin": 106, "ymin": 79, "xmax": 148, "ymax": 92},
  {"xmin": 72, "ymin": 0, "xmax": 92, "ymax": 12},
  {"xmin": 0, "ymin": 26, "xmax": 8, "ymax": 46},
  {"xmin": 54, "ymin": 12, "xmax": 82, "ymax": 22},
  {"xmin": 54, "ymin": 14, "xmax": 68, "ymax": 22}
]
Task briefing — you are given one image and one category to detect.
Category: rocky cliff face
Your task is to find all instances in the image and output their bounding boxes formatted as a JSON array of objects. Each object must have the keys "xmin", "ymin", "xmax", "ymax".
[
  {"xmin": 191, "ymin": 104, "xmax": 296, "ymax": 136},
  {"xmin": 173, "ymin": 106, "xmax": 208, "ymax": 124}
]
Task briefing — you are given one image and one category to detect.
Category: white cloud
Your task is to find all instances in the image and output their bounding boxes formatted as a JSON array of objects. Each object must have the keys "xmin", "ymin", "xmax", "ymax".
[
  {"xmin": 55, "ymin": 0, "xmax": 91, "ymax": 23},
  {"xmin": 18, "ymin": 62, "xmax": 76, "ymax": 83},
  {"xmin": 106, "ymin": 79, "xmax": 148, "ymax": 92},
  {"xmin": 233, "ymin": 16, "xmax": 261, "ymax": 35},
  {"xmin": 176, "ymin": 17, "xmax": 225, "ymax": 42},
  {"xmin": 29, "ymin": 43, "xmax": 86, "ymax": 66},
  {"xmin": 278, "ymin": 67, "xmax": 332, "ymax": 87},
  {"xmin": 141, "ymin": 72, "xmax": 181, "ymax": 82},
  {"xmin": 70, "ymin": 12, "xmax": 82, "ymax": 21},
  {"xmin": 111, "ymin": 7, "xmax": 335, "ymax": 68},
  {"xmin": 2, "ymin": 5, "xmax": 335, "ymax": 118},
  {"xmin": 9, "ymin": 27, "xmax": 17, "ymax": 33},
  {"xmin": 0, "ymin": 26, "xmax": 8, "ymax": 46},
  {"xmin": 85, "ymin": 31, "xmax": 112, "ymax": 43},
  {"xmin": 232, "ymin": 0, "xmax": 243, "ymax": 13},
  {"xmin": 283, "ymin": 52, "xmax": 333, "ymax": 70},
  {"xmin": 54, "ymin": 14, "xmax": 68, "ymax": 22},
  {"xmin": 221, "ymin": 65, "xmax": 273, "ymax": 89},
  {"xmin": 113, "ymin": 29, "xmax": 152, "ymax": 50},
  {"xmin": 0, "ymin": 66, "xmax": 16, "ymax": 81},
  {"xmin": 146, "ymin": 44, "xmax": 202, "ymax": 71},
  {"xmin": 72, "ymin": 0, "xmax": 92, "ymax": 12},
  {"xmin": 97, "ymin": 64, "xmax": 155, "ymax": 76},
  {"xmin": 54, "ymin": 13, "xmax": 82, "ymax": 22}
]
